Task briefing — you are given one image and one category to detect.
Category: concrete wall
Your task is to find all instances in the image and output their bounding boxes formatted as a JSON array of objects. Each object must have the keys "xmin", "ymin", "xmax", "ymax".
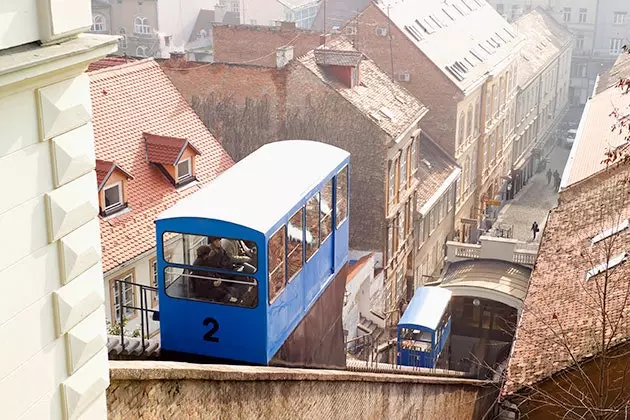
[
  {"xmin": 107, "ymin": 361, "xmax": 498, "ymax": 419},
  {"xmin": 0, "ymin": 2, "xmax": 118, "ymax": 418}
]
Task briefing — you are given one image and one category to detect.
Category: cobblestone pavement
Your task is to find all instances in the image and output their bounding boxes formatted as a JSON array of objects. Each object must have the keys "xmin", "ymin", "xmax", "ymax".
[{"xmin": 493, "ymin": 145, "xmax": 571, "ymax": 243}]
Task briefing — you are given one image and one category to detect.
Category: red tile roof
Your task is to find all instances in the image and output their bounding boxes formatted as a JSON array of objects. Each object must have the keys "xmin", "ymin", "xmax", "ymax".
[
  {"xmin": 95, "ymin": 159, "xmax": 133, "ymax": 190},
  {"xmin": 89, "ymin": 58, "xmax": 234, "ymax": 273},
  {"xmin": 504, "ymin": 163, "xmax": 630, "ymax": 396},
  {"xmin": 87, "ymin": 56, "xmax": 139, "ymax": 72},
  {"xmin": 144, "ymin": 133, "xmax": 201, "ymax": 165}
]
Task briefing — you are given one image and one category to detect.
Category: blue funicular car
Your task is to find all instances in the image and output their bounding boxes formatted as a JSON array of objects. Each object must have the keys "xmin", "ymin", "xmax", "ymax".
[
  {"xmin": 397, "ymin": 287, "xmax": 452, "ymax": 368},
  {"xmin": 154, "ymin": 140, "xmax": 350, "ymax": 366}
]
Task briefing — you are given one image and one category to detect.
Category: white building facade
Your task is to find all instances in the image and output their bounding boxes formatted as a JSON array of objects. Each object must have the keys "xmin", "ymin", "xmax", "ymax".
[{"xmin": 0, "ymin": 1, "xmax": 117, "ymax": 419}]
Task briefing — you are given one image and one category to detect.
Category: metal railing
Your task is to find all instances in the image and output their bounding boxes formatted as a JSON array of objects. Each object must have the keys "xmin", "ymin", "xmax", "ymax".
[{"xmin": 115, "ymin": 279, "xmax": 159, "ymax": 353}]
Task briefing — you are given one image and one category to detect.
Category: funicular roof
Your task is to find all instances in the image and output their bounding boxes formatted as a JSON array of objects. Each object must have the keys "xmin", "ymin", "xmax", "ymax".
[
  {"xmin": 398, "ymin": 287, "xmax": 452, "ymax": 331},
  {"xmin": 157, "ymin": 140, "xmax": 350, "ymax": 234}
]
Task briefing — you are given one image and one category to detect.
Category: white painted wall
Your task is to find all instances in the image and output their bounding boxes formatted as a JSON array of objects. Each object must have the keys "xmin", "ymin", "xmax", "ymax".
[
  {"xmin": 343, "ymin": 254, "xmax": 375, "ymax": 343},
  {"xmin": 241, "ymin": 0, "xmax": 285, "ymax": 26},
  {"xmin": 157, "ymin": 0, "xmax": 218, "ymax": 52},
  {"xmin": 0, "ymin": 2, "xmax": 117, "ymax": 419}
]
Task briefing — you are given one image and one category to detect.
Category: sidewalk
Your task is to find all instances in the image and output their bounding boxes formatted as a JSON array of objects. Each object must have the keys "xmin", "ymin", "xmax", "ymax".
[{"xmin": 493, "ymin": 146, "xmax": 571, "ymax": 243}]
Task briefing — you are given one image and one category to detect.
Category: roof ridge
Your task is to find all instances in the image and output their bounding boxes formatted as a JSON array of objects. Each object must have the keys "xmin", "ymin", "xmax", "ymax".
[{"xmin": 88, "ymin": 57, "xmax": 157, "ymax": 77}]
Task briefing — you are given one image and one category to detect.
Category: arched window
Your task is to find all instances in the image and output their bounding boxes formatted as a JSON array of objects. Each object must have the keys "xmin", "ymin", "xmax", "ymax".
[
  {"xmin": 200, "ymin": 29, "xmax": 208, "ymax": 38},
  {"xmin": 458, "ymin": 113, "xmax": 465, "ymax": 148},
  {"xmin": 92, "ymin": 14, "xmax": 106, "ymax": 32},
  {"xmin": 134, "ymin": 16, "xmax": 150, "ymax": 34},
  {"xmin": 136, "ymin": 45, "xmax": 148, "ymax": 57},
  {"xmin": 466, "ymin": 105, "xmax": 473, "ymax": 139},
  {"xmin": 119, "ymin": 27, "xmax": 127, "ymax": 49}
]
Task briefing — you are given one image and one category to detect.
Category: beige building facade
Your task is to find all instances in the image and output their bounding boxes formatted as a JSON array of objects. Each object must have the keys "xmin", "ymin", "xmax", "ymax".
[{"xmin": 0, "ymin": 1, "xmax": 117, "ymax": 419}]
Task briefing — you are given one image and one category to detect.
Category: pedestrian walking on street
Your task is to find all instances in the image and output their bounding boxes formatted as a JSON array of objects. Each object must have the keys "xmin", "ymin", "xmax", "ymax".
[
  {"xmin": 531, "ymin": 221, "xmax": 540, "ymax": 241},
  {"xmin": 546, "ymin": 168, "xmax": 552, "ymax": 185},
  {"xmin": 553, "ymin": 170, "xmax": 561, "ymax": 189}
]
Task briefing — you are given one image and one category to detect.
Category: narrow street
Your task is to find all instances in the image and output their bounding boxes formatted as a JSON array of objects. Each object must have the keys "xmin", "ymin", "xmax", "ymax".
[{"xmin": 493, "ymin": 145, "xmax": 571, "ymax": 243}]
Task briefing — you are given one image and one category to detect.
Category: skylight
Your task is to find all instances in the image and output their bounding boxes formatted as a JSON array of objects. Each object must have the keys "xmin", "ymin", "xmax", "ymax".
[
  {"xmin": 591, "ymin": 220, "xmax": 630, "ymax": 245},
  {"xmin": 585, "ymin": 251, "xmax": 628, "ymax": 281},
  {"xmin": 379, "ymin": 107, "xmax": 396, "ymax": 121},
  {"xmin": 405, "ymin": 25, "xmax": 423, "ymax": 42}
]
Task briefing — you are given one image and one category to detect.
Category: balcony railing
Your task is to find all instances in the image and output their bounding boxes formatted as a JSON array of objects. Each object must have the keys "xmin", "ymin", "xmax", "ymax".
[{"xmin": 446, "ymin": 235, "xmax": 539, "ymax": 267}]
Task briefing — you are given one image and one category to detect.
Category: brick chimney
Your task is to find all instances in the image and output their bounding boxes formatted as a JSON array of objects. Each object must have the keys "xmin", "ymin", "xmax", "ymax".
[
  {"xmin": 169, "ymin": 51, "xmax": 187, "ymax": 65},
  {"xmin": 276, "ymin": 45, "xmax": 294, "ymax": 69},
  {"xmin": 280, "ymin": 21, "xmax": 297, "ymax": 31}
]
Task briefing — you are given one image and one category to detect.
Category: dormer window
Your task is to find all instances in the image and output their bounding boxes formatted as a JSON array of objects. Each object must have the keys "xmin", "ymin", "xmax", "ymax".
[
  {"xmin": 313, "ymin": 48, "xmax": 363, "ymax": 88},
  {"xmin": 177, "ymin": 158, "xmax": 192, "ymax": 182},
  {"xmin": 143, "ymin": 132, "xmax": 201, "ymax": 187},
  {"xmin": 104, "ymin": 182, "xmax": 123, "ymax": 210},
  {"xmin": 96, "ymin": 160, "xmax": 133, "ymax": 217}
]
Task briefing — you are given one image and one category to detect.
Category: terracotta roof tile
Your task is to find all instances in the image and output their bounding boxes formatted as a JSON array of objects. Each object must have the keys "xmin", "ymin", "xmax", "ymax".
[
  {"xmin": 88, "ymin": 56, "xmax": 139, "ymax": 72},
  {"xmin": 347, "ymin": 253, "xmax": 374, "ymax": 284},
  {"xmin": 314, "ymin": 49, "xmax": 363, "ymax": 67},
  {"xmin": 95, "ymin": 159, "xmax": 133, "ymax": 190},
  {"xmin": 504, "ymin": 164, "xmax": 630, "ymax": 395},
  {"xmin": 144, "ymin": 133, "xmax": 200, "ymax": 165},
  {"xmin": 416, "ymin": 132, "xmax": 460, "ymax": 210},
  {"xmin": 298, "ymin": 37, "xmax": 428, "ymax": 139},
  {"xmin": 89, "ymin": 58, "xmax": 234, "ymax": 273}
]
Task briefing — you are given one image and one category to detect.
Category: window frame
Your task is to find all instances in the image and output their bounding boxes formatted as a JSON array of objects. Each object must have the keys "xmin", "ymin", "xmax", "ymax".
[
  {"xmin": 119, "ymin": 27, "xmax": 127, "ymax": 49},
  {"xmin": 335, "ymin": 165, "xmax": 349, "ymax": 228},
  {"xmin": 411, "ymin": 138, "xmax": 419, "ymax": 175},
  {"xmin": 578, "ymin": 8, "xmax": 587, "ymax": 23},
  {"xmin": 268, "ymin": 225, "xmax": 287, "ymax": 303},
  {"xmin": 136, "ymin": 45, "xmax": 148, "ymax": 57},
  {"xmin": 134, "ymin": 16, "xmax": 150, "ymax": 34},
  {"xmin": 610, "ymin": 38, "xmax": 623, "ymax": 55},
  {"xmin": 103, "ymin": 181, "xmax": 124, "ymax": 211},
  {"xmin": 110, "ymin": 268, "xmax": 137, "ymax": 322},
  {"xmin": 399, "ymin": 147, "xmax": 408, "ymax": 192},
  {"xmin": 287, "ymin": 208, "xmax": 305, "ymax": 281},
  {"xmin": 177, "ymin": 158, "xmax": 192, "ymax": 182},
  {"xmin": 92, "ymin": 14, "xmax": 107, "ymax": 32},
  {"xmin": 305, "ymin": 193, "xmax": 321, "ymax": 262},
  {"xmin": 614, "ymin": 12, "xmax": 626, "ymax": 25},
  {"xmin": 320, "ymin": 178, "xmax": 334, "ymax": 243}
]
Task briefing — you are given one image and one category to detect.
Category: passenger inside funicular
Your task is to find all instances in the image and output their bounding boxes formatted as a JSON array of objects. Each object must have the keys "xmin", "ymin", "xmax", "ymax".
[{"xmin": 189, "ymin": 236, "xmax": 257, "ymax": 305}]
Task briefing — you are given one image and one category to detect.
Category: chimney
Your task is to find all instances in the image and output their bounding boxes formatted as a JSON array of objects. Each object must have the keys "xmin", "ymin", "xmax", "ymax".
[
  {"xmin": 214, "ymin": 4, "xmax": 226, "ymax": 23},
  {"xmin": 169, "ymin": 51, "xmax": 186, "ymax": 64},
  {"xmin": 320, "ymin": 33, "xmax": 331, "ymax": 46},
  {"xmin": 280, "ymin": 21, "xmax": 297, "ymax": 31},
  {"xmin": 276, "ymin": 45, "xmax": 294, "ymax": 69}
]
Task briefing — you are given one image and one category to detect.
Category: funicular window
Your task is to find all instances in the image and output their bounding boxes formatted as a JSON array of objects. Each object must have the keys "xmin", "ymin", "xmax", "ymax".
[
  {"xmin": 162, "ymin": 232, "xmax": 259, "ymax": 308},
  {"xmin": 287, "ymin": 209, "xmax": 304, "ymax": 280},
  {"xmin": 336, "ymin": 166, "xmax": 348, "ymax": 228},
  {"xmin": 399, "ymin": 328, "xmax": 432, "ymax": 352},
  {"xmin": 305, "ymin": 194, "xmax": 320, "ymax": 260},
  {"xmin": 268, "ymin": 226, "xmax": 286, "ymax": 302},
  {"xmin": 321, "ymin": 179, "xmax": 334, "ymax": 242}
]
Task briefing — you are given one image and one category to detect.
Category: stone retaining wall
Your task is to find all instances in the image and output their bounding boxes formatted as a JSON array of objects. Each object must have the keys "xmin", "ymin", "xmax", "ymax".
[{"xmin": 108, "ymin": 361, "xmax": 498, "ymax": 419}]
